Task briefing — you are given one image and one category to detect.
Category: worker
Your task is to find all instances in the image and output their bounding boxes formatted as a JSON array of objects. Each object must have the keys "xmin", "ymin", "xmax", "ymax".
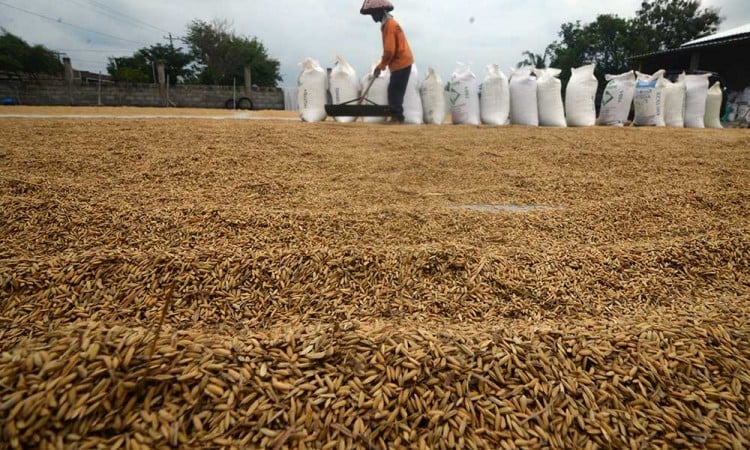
[{"xmin": 360, "ymin": 0, "xmax": 414, "ymax": 123}]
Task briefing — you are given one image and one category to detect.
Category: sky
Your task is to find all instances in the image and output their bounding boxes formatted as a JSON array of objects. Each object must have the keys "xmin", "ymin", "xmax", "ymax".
[{"xmin": 1, "ymin": 0, "xmax": 748, "ymax": 87}]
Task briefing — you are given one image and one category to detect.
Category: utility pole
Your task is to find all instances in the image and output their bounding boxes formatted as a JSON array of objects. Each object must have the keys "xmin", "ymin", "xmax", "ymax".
[
  {"xmin": 52, "ymin": 51, "xmax": 67, "ymax": 65},
  {"xmin": 164, "ymin": 33, "xmax": 175, "ymax": 49}
]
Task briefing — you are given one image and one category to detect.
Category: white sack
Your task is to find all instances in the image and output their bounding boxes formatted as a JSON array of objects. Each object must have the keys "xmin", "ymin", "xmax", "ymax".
[
  {"xmin": 565, "ymin": 64, "xmax": 598, "ymax": 127},
  {"xmin": 705, "ymin": 81, "xmax": 723, "ymax": 129},
  {"xmin": 328, "ymin": 55, "xmax": 361, "ymax": 123},
  {"xmin": 685, "ymin": 73, "xmax": 710, "ymax": 128},
  {"xmin": 664, "ymin": 73, "xmax": 686, "ymax": 128},
  {"xmin": 420, "ymin": 67, "xmax": 446, "ymax": 125},
  {"xmin": 509, "ymin": 66, "xmax": 538, "ymax": 126},
  {"xmin": 633, "ymin": 70, "xmax": 666, "ymax": 127},
  {"xmin": 361, "ymin": 64, "xmax": 390, "ymax": 124},
  {"xmin": 598, "ymin": 71, "xmax": 635, "ymax": 126},
  {"xmin": 479, "ymin": 64, "xmax": 510, "ymax": 125},
  {"xmin": 535, "ymin": 68, "xmax": 566, "ymax": 127},
  {"xmin": 448, "ymin": 63, "xmax": 480, "ymax": 125},
  {"xmin": 297, "ymin": 58, "xmax": 328, "ymax": 123},
  {"xmin": 403, "ymin": 64, "xmax": 423, "ymax": 124}
]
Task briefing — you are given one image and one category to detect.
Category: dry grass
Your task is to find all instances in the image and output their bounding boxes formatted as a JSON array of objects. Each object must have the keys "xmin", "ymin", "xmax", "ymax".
[{"xmin": 1, "ymin": 112, "xmax": 749, "ymax": 448}]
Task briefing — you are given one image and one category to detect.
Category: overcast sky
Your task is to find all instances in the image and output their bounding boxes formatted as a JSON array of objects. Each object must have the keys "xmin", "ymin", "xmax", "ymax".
[{"xmin": 1, "ymin": 0, "xmax": 748, "ymax": 87}]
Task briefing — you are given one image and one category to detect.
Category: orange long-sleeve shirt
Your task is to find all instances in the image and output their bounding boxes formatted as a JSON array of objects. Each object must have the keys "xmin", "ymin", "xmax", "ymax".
[{"xmin": 377, "ymin": 17, "xmax": 414, "ymax": 72}]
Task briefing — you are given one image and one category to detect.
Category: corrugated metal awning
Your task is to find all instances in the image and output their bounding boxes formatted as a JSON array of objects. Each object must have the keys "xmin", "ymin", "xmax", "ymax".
[
  {"xmin": 628, "ymin": 33, "xmax": 750, "ymax": 61},
  {"xmin": 682, "ymin": 23, "xmax": 750, "ymax": 47}
]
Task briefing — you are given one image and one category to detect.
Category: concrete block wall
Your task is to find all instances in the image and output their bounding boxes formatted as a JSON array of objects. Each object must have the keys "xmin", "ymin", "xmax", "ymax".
[{"xmin": 0, "ymin": 80, "xmax": 285, "ymax": 110}]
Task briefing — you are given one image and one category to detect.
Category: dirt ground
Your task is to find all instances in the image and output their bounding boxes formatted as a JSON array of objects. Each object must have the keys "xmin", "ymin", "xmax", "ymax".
[
  {"xmin": 1, "ymin": 109, "xmax": 749, "ymax": 448},
  {"xmin": 0, "ymin": 105, "xmax": 300, "ymax": 119}
]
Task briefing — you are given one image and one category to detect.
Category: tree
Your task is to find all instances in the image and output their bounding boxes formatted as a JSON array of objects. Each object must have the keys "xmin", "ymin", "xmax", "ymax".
[
  {"xmin": 546, "ymin": 15, "xmax": 634, "ymax": 84},
  {"xmin": 107, "ymin": 55, "xmax": 154, "ymax": 83},
  {"xmin": 516, "ymin": 50, "xmax": 549, "ymax": 69},
  {"xmin": 107, "ymin": 55, "xmax": 151, "ymax": 83},
  {"xmin": 138, "ymin": 44, "xmax": 193, "ymax": 85},
  {"xmin": 533, "ymin": 0, "xmax": 722, "ymax": 90},
  {"xmin": 633, "ymin": 0, "xmax": 721, "ymax": 52},
  {"xmin": 107, "ymin": 43, "xmax": 192, "ymax": 84},
  {"xmin": 0, "ymin": 30, "xmax": 62, "ymax": 78},
  {"xmin": 184, "ymin": 19, "xmax": 281, "ymax": 87}
]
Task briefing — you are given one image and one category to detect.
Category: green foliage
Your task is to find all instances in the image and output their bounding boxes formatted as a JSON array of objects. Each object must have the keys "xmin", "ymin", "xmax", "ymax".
[
  {"xmin": 546, "ymin": 15, "xmax": 634, "ymax": 86},
  {"xmin": 521, "ymin": 0, "xmax": 723, "ymax": 88},
  {"xmin": 184, "ymin": 19, "xmax": 281, "ymax": 87},
  {"xmin": 516, "ymin": 50, "xmax": 550, "ymax": 69},
  {"xmin": 633, "ymin": 0, "xmax": 721, "ymax": 51},
  {"xmin": 0, "ymin": 30, "xmax": 62, "ymax": 78},
  {"xmin": 138, "ymin": 44, "xmax": 193, "ymax": 85},
  {"xmin": 107, "ymin": 44, "xmax": 191, "ymax": 84}
]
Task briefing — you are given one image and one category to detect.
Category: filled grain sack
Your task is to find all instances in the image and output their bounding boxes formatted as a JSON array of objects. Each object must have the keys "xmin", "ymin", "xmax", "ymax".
[
  {"xmin": 509, "ymin": 66, "xmax": 538, "ymax": 126},
  {"xmin": 597, "ymin": 71, "xmax": 635, "ymax": 126},
  {"xmin": 448, "ymin": 63, "xmax": 480, "ymax": 125},
  {"xmin": 297, "ymin": 58, "xmax": 328, "ymax": 123},
  {"xmin": 535, "ymin": 68, "xmax": 566, "ymax": 127},
  {"xmin": 664, "ymin": 73, "xmax": 686, "ymax": 128},
  {"xmin": 329, "ymin": 56, "xmax": 361, "ymax": 123},
  {"xmin": 704, "ymin": 81, "xmax": 723, "ymax": 129},
  {"xmin": 685, "ymin": 73, "xmax": 710, "ymax": 128},
  {"xmin": 565, "ymin": 64, "xmax": 598, "ymax": 127},
  {"xmin": 361, "ymin": 64, "xmax": 390, "ymax": 124},
  {"xmin": 420, "ymin": 67, "xmax": 446, "ymax": 125},
  {"xmin": 403, "ymin": 64, "xmax": 423, "ymax": 124},
  {"xmin": 480, "ymin": 64, "xmax": 510, "ymax": 125},
  {"xmin": 633, "ymin": 70, "xmax": 666, "ymax": 127}
]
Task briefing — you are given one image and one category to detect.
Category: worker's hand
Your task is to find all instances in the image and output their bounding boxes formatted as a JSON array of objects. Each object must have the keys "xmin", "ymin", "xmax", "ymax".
[{"xmin": 373, "ymin": 67, "xmax": 382, "ymax": 78}]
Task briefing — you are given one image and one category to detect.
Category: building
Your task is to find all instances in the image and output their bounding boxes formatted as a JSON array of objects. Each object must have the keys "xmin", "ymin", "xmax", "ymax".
[
  {"xmin": 75, "ymin": 69, "xmax": 113, "ymax": 86},
  {"xmin": 630, "ymin": 23, "xmax": 750, "ymax": 92}
]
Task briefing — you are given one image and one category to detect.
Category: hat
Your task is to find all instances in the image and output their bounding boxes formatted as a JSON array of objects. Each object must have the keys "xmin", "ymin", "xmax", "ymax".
[{"xmin": 360, "ymin": 0, "xmax": 394, "ymax": 15}]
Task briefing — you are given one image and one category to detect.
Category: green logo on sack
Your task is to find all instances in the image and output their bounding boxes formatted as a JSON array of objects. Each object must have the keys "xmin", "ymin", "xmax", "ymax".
[{"xmin": 448, "ymin": 83, "xmax": 460, "ymax": 105}]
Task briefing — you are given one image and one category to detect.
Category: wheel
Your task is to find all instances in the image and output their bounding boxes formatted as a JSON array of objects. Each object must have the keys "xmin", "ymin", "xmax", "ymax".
[
  {"xmin": 224, "ymin": 99, "xmax": 236, "ymax": 109},
  {"xmin": 237, "ymin": 97, "xmax": 253, "ymax": 110}
]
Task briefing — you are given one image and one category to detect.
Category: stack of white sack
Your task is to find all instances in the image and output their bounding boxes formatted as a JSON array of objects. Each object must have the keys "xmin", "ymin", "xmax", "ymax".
[
  {"xmin": 509, "ymin": 66, "xmax": 538, "ymax": 126},
  {"xmin": 597, "ymin": 71, "xmax": 635, "ymax": 127},
  {"xmin": 403, "ymin": 65, "xmax": 424, "ymax": 124},
  {"xmin": 448, "ymin": 63, "xmax": 480, "ymax": 125},
  {"xmin": 685, "ymin": 73, "xmax": 710, "ymax": 128},
  {"xmin": 633, "ymin": 70, "xmax": 667, "ymax": 127},
  {"xmin": 420, "ymin": 67, "xmax": 446, "ymax": 125},
  {"xmin": 664, "ymin": 73, "xmax": 686, "ymax": 128},
  {"xmin": 361, "ymin": 64, "xmax": 390, "ymax": 124},
  {"xmin": 566, "ymin": 64, "xmax": 598, "ymax": 127},
  {"xmin": 297, "ymin": 58, "xmax": 328, "ymax": 123},
  {"xmin": 704, "ymin": 81, "xmax": 724, "ymax": 129},
  {"xmin": 535, "ymin": 68, "xmax": 566, "ymax": 127},
  {"xmin": 479, "ymin": 64, "xmax": 510, "ymax": 125},
  {"xmin": 328, "ymin": 56, "xmax": 361, "ymax": 123}
]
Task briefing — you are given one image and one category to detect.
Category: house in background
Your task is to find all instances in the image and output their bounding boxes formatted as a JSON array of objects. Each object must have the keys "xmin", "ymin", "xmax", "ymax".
[
  {"xmin": 630, "ymin": 23, "xmax": 750, "ymax": 126},
  {"xmin": 630, "ymin": 23, "xmax": 750, "ymax": 92}
]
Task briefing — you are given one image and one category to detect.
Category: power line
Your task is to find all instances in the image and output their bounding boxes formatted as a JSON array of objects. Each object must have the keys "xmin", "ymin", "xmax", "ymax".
[
  {"xmin": 56, "ymin": 49, "xmax": 134, "ymax": 53},
  {"xmin": 84, "ymin": 0, "xmax": 169, "ymax": 34},
  {"xmin": 59, "ymin": 0, "xmax": 169, "ymax": 36},
  {"xmin": 69, "ymin": 58, "xmax": 109, "ymax": 64},
  {"xmin": 0, "ymin": 1, "xmax": 148, "ymax": 46}
]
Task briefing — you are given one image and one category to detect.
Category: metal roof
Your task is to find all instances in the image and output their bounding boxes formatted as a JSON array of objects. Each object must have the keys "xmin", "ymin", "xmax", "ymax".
[
  {"xmin": 629, "ymin": 23, "xmax": 750, "ymax": 60},
  {"xmin": 681, "ymin": 23, "xmax": 750, "ymax": 47}
]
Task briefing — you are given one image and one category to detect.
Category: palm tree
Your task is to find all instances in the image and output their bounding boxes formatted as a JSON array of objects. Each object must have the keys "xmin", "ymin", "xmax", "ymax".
[{"xmin": 516, "ymin": 50, "xmax": 549, "ymax": 69}]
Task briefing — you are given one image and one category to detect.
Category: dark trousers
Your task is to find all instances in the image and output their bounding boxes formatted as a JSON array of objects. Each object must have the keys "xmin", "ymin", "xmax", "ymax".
[{"xmin": 388, "ymin": 66, "xmax": 411, "ymax": 122}]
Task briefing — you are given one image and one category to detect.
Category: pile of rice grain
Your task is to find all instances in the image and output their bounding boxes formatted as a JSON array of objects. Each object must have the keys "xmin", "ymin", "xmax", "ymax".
[
  {"xmin": 1, "ymin": 117, "xmax": 749, "ymax": 448},
  {"xmin": 2, "ymin": 318, "xmax": 748, "ymax": 449}
]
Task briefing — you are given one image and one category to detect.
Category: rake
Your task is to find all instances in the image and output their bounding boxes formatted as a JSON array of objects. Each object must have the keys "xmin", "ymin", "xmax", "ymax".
[{"xmin": 324, "ymin": 76, "xmax": 392, "ymax": 118}]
